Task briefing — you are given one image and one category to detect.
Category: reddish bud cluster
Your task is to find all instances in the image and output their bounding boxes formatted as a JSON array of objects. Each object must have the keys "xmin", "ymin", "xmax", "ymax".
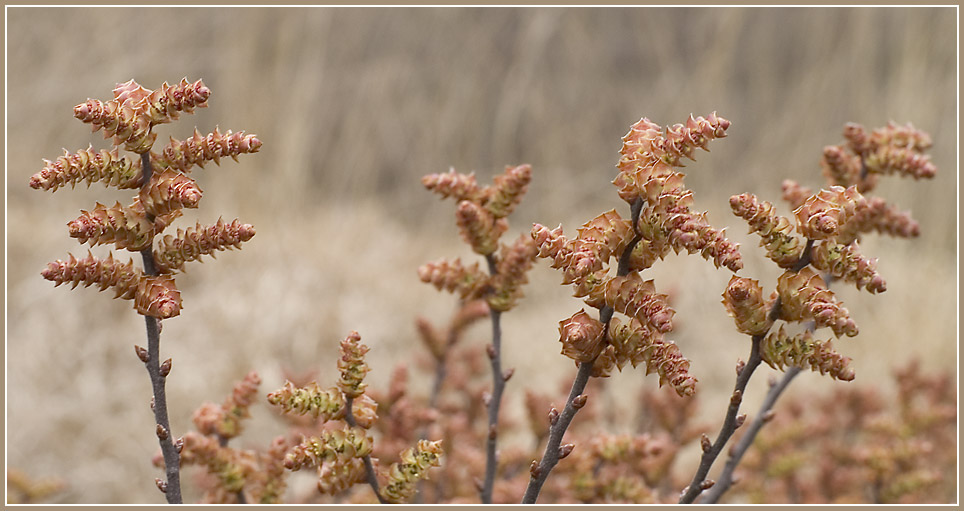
[
  {"xmin": 760, "ymin": 326, "xmax": 855, "ymax": 381},
  {"xmin": 721, "ymin": 276, "xmax": 773, "ymax": 336},
  {"xmin": 34, "ymin": 78, "xmax": 260, "ymax": 323}
]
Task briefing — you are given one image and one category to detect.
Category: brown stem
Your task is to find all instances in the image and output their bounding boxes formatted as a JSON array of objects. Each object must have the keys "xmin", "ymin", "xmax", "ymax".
[
  {"xmin": 138, "ymin": 152, "xmax": 182, "ymax": 504},
  {"xmin": 522, "ymin": 198, "xmax": 644, "ymax": 504},
  {"xmin": 679, "ymin": 239, "xmax": 815, "ymax": 504},
  {"xmin": 481, "ymin": 254, "xmax": 505, "ymax": 504},
  {"xmin": 701, "ymin": 366, "xmax": 802, "ymax": 503},
  {"xmin": 344, "ymin": 396, "xmax": 388, "ymax": 504}
]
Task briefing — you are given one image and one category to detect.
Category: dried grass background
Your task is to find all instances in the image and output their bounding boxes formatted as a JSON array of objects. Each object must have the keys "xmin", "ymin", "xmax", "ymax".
[{"xmin": 5, "ymin": 6, "xmax": 956, "ymax": 504}]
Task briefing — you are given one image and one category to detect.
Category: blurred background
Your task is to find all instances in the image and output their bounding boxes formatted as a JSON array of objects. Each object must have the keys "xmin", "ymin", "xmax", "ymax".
[{"xmin": 6, "ymin": 6, "xmax": 956, "ymax": 503}]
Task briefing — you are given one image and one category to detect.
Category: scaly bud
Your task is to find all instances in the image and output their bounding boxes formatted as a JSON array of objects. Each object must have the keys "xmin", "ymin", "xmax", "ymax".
[
  {"xmin": 153, "ymin": 219, "xmax": 256, "ymax": 273},
  {"xmin": 722, "ymin": 276, "xmax": 773, "ymax": 336},
  {"xmin": 68, "ymin": 202, "xmax": 156, "ymax": 251},
  {"xmin": 153, "ymin": 127, "xmax": 262, "ymax": 172},
  {"xmin": 777, "ymin": 267, "xmax": 858, "ymax": 337},
  {"xmin": 486, "ymin": 163, "xmax": 532, "ymax": 218},
  {"xmin": 730, "ymin": 193, "xmax": 805, "ymax": 268},
  {"xmin": 380, "ymin": 440, "xmax": 444, "ymax": 503},
  {"xmin": 421, "ymin": 167, "xmax": 485, "ymax": 202},
  {"xmin": 417, "ymin": 258, "xmax": 489, "ymax": 301},
  {"xmin": 139, "ymin": 169, "xmax": 202, "ymax": 217},
  {"xmin": 134, "ymin": 275, "xmax": 182, "ymax": 318},
  {"xmin": 30, "ymin": 146, "xmax": 141, "ymax": 192},
  {"xmin": 761, "ymin": 325, "xmax": 855, "ymax": 381},
  {"xmin": 810, "ymin": 240, "xmax": 886, "ymax": 293},
  {"xmin": 558, "ymin": 309, "xmax": 606, "ymax": 363},
  {"xmin": 793, "ymin": 185, "xmax": 867, "ymax": 241},
  {"xmin": 266, "ymin": 381, "xmax": 346, "ymax": 421},
  {"xmin": 455, "ymin": 200, "xmax": 504, "ymax": 255},
  {"xmin": 337, "ymin": 331, "xmax": 370, "ymax": 398}
]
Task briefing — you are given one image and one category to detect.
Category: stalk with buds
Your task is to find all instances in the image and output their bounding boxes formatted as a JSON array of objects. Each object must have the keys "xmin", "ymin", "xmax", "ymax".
[{"xmin": 31, "ymin": 78, "xmax": 261, "ymax": 504}]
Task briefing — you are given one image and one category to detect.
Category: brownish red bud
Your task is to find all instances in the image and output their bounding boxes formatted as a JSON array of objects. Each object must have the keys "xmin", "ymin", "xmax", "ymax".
[
  {"xmin": 153, "ymin": 218, "xmax": 256, "ymax": 273},
  {"xmin": 30, "ymin": 146, "xmax": 141, "ymax": 192},
  {"xmin": 134, "ymin": 345, "xmax": 149, "ymax": 363},
  {"xmin": 486, "ymin": 163, "xmax": 532, "ymax": 218},
  {"xmin": 722, "ymin": 276, "xmax": 774, "ymax": 336},
  {"xmin": 74, "ymin": 96, "xmax": 156, "ymax": 153},
  {"xmin": 417, "ymin": 257, "xmax": 488, "ymax": 301},
  {"xmin": 777, "ymin": 267, "xmax": 858, "ymax": 337},
  {"xmin": 455, "ymin": 200, "xmax": 505, "ymax": 255},
  {"xmin": 810, "ymin": 240, "xmax": 886, "ymax": 293},
  {"xmin": 793, "ymin": 185, "xmax": 867, "ymax": 240},
  {"xmin": 139, "ymin": 169, "xmax": 202, "ymax": 217},
  {"xmin": 159, "ymin": 358, "xmax": 172, "ymax": 377},
  {"xmin": 350, "ymin": 393, "xmax": 378, "ymax": 429},
  {"xmin": 559, "ymin": 443, "xmax": 575, "ymax": 459},
  {"xmin": 156, "ymin": 424, "xmax": 169, "ymax": 440},
  {"xmin": 821, "ymin": 145, "xmax": 863, "ymax": 188},
  {"xmin": 153, "ymin": 127, "xmax": 262, "ymax": 172},
  {"xmin": 700, "ymin": 433, "xmax": 712, "ymax": 453},
  {"xmin": 284, "ymin": 427, "xmax": 373, "ymax": 472},
  {"xmin": 421, "ymin": 167, "xmax": 485, "ymax": 202},
  {"xmin": 558, "ymin": 309, "xmax": 606, "ymax": 363},
  {"xmin": 735, "ymin": 413, "xmax": 747, "ymax": 428},
  {"xmin": 701, "ymin": 479, "xmax": 716, "ymax": 490},
  {"xmin": 572, "ymin": 394, "xmax": 589, "ymax": 409},
  {"xmin": 584, "ymin": 273, "xmax": 675, "ymax": 333},
  {"xmin": 337, "ymin": 331, "xmax": 370, "ymax": 398},
  {"xmin": 502, "ymin": 368, "xmax": 515, "ymax": 381},
  {"xmin": 548, "ymin": 408, "xmax": 560, "ymax": 425},
  {"xmin": 43, "ymin": 252, "xmax": 141, "ymax": 297},
  {"xmin": 864, "ymin": 144, "xmax": 937, "ymax": 180},
  {"xmin": 68, "ymin": 202, "xmax": 156, "ymax": 251},
  {"xmin": 143, "ymin": 78, "xmax": 211, "ymax": 125},
  {"xmin": 761, "ymin": 325, "xmax": 855, "ymax": 381},
  {"xmin": 134, "ymin": 275, "xmax": 182, "ymax": 318},
  {"xmin": 155, "ymin": 479, "xmax": 167, "ymax": 493},
  {"xmin": 529, "ymin": 460, "xmax": 542, "ymax": 479},
  {"xmin": 730, "ymin": 193, "xmax": 805, "ymax": 268}
]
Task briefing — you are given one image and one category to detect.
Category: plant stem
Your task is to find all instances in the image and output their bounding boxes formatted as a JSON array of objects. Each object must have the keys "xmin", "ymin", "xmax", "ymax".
[
  {"xmin": 679, "ymin": 333, "xmax": 764, "ymax": 504},
  {"xmin": 701, "ymin": 366, "xmax": 802, "ymax": 503},
  {"xmin": 481, "ymin": 254, "xmax": 505, "ymax": 504},
  {"xmin": 522, "ymin": 198, "xmax": 644, "ymax": 504},
  {"xmin": 679, "ymin": 239, "xmax": 814, "ymax": 504},
  {"xmin": 138, "ymin": 152, "xmax": 182, "ymax": 504},
  {"xmin": 344, "ymin": 396, "xmax": 388, "ymax": 504}
]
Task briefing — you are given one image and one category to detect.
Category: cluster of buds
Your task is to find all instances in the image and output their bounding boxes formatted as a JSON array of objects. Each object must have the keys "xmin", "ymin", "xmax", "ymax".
[
  {"xmin": 533, "ymin": 114, "xmax": 743, "ymax": 393},
  {"xmin": 420, "ymin": 164, "xmax": 538, "ymax": 312},
  {"xmin": 164, "ymin": 372, "xmax": 291, "ymax": 504},
  {"xmin": 268, "ymin": 331, "xmax": 445, "ymax": 502},
  {"xmin": 379, "ymin": 440, "xmax": 445, "ymax": 503},
  {"xmin": 192, "ymin": 371, "xmax": 262, "ymax": 440},
  {"xmin": 32, "ymin": 79, "xmax": 260, "ymax": 319},
  {"xmin": 612, "ymin": 114, "xmax": 742, "ymax": 272},
  {"xmin": 725, "ymin": 121, "xmax": 937, "ymax": 381}
]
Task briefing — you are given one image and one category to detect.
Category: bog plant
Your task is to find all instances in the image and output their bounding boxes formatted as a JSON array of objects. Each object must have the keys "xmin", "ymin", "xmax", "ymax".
[{"xmin": 28, "ymin": 79, "xmax": 953, "ymax": 505}]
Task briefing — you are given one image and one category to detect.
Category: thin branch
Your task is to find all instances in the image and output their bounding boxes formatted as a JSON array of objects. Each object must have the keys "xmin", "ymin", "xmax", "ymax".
[
  {"xmin": 344, "ymin": 396, "xmax": 389, "ymax": 504},
  {"xmin": 679, "ymin": 239, "xmax": 814, "ymax": 504},
  {"xmin": 137, "ymin": 152, "xmax": 182, "ymax": 504},
  {"xmin": 521, "ymin": 198, "xmax": 644, "ymax": 504},
  {"xmin": 701, "ymin": 366, "xmax": 802, "ymax": 503},
  {"xmin": 678, "ymin": 334, "xmax": 764, "ymax": 503},
  {"xmin": 481, "ymin": 254, "xmax": 506, "ymax": 504}
]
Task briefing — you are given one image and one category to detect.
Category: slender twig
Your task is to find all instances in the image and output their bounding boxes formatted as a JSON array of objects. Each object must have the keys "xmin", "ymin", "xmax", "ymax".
[
  {"xmin": 679, "ymin": 240, "xmax": 814, "ymax": 504},
  {"xmin": 137, "ymin": 152, "xmax": 182, "ymax": 504},
  {"xmin": 701, "ymin": 366, "xmax": 802, "ymax": 503},
  {"xmin": 481, "ymin": 254, "xmax": 506, "ymax": 504},
  {"xmin": 344, "ymin": 396, "xmax": 389, "ymax": 504},
  {"xmin": 522, "ymin": 198, "xmax": 644, "ymax": 504}
]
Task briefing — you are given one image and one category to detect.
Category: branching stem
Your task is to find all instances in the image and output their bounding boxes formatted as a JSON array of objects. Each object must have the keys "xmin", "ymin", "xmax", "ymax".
[
  {"xmin": 344, "ymin": 396, "xmax": 388, "ymax": 504},
  {"xmin": 679, "ymin": 239, "xmax": 814, "ymax": 504},
  {"xmin": 521, "ymin": 198, "xmax": 644, "ymax": 504}
]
